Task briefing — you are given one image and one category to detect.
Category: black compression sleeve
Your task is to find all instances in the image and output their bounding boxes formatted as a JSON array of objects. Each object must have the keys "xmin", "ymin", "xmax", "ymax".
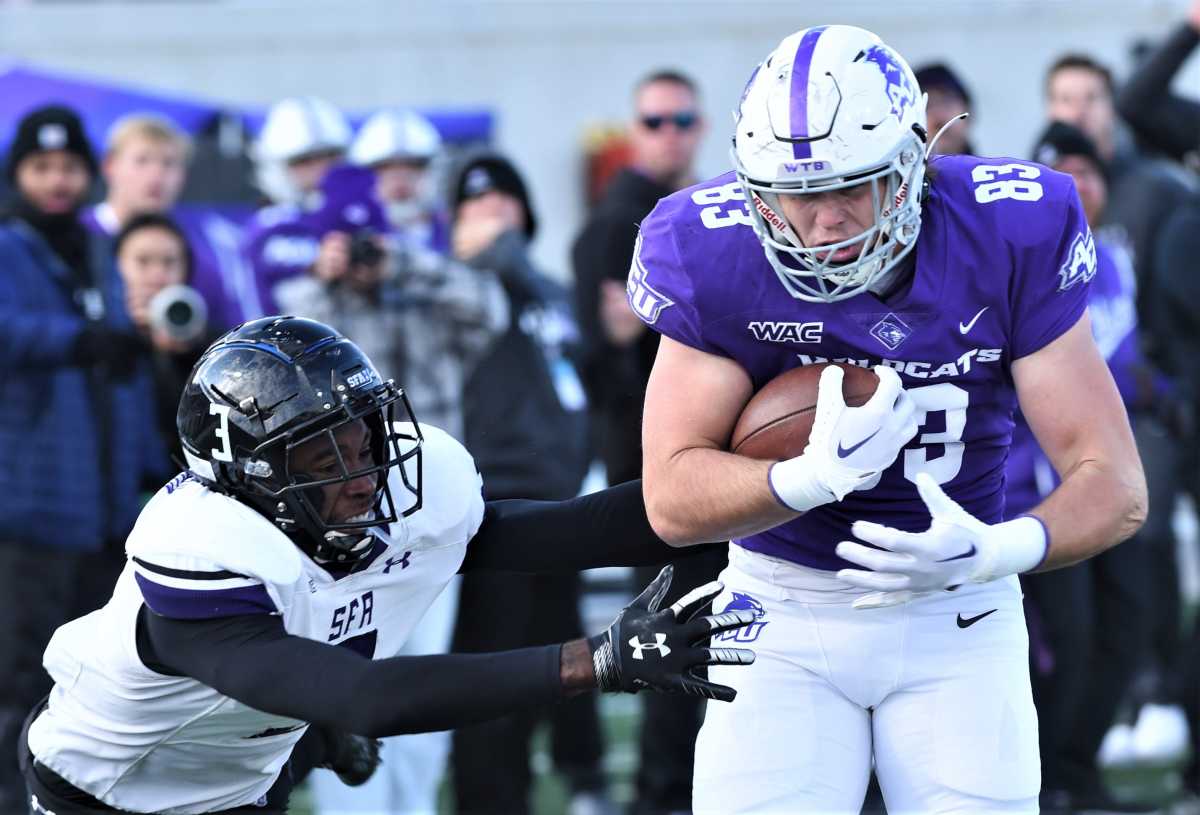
[
  {"xmin": 140, "ymin": 608, "xmax": 562, "ymax": 738},
  {"xmin": 459, "ymin": 479, "xmax": 721, "ymax": 573}
]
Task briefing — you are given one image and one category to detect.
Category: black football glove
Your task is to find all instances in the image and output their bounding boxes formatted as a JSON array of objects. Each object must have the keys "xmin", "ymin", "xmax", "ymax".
[
  {"xmin": 588, "ymin": 564, "xmax": 756, "ymax": 702},
  {"xmin": 320, "ymin": 729, "xmax": 383, "ymax": 787}
]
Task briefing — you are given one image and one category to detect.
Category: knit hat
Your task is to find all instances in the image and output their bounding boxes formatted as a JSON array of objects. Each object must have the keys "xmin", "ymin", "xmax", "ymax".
[
  {"xmin": 913, "ymin": 63, "xmax": 973, "ymax": 108},
  {"xmin": 6, "ymin": 105, "xmax": 97, "ymax": 182},
  {"xmin": 451, "ymin": 154, "xmax": 537, "ymax": 239},
  {"xmin": 1032, "ymin": 120, "xmax": 1107, "ymax": 178}
]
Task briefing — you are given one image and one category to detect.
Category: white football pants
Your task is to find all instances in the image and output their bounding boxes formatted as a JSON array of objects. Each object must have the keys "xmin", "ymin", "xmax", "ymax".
[
  {"xmin": 310, "ymin": 577, "xmax": 460, "ymax": 815},
  {"xmin": 694, "ymin": 546, "xmax": 1040, "ymax": 814}
]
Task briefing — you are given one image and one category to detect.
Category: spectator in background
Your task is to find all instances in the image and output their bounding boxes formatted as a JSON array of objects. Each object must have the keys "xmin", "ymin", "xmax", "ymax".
[
  {"xmin": 350, "ymin": 108, "xmax": 452, "ymax": 254},
  {"xmin": 1013, "ymin": 121, "xmax": 1173, "ymax": 814},
  {"xmin": 1115, "ymin": 6, "xmax": 1200, "ymax": 776},
  {"xmin": 449, "ymin": 154, "xmax": 606, "ymax": 815},
  {"xmin": 275, "ymin": 164, "xmax": 507, "ymax": 442},
  {"xmin": 1046, "ymin": 52, "xmax": 1200, "ymax": 772},
  {"xmin": 1044, "ymin": 53, "xmax": 1194, "ymax": 331},
  {"xmin": 83, "ymin": 114, "xmax": 256, "ymax": 329},
  {"xmin": 571, "ymin": 69, "xmax": 720, "ymax": 815},
  {"xmin": 114, "ymin": 212, "xmax": 217, "ymax": 465},
  {"xmin": 275, "ymin": 165, "xmax": 508, "ymax": 815},
  {"xmin": 242, "ymin": 96, "xmax": 351, "ymax": 313},
  {"xmin": 1116, "ymin": 0, "xmax": 1200, "ymax": 168},
  {"xmin": 913, "ymin": 62, "xmax": 975, "ymax": 155},
  {"xmin": 1152, "ymin": 194, "xmax": 1200, "ymax": 801},
  {"xmin": 0, "ymin": 105, "xmax": 167, "ymax": 811}
]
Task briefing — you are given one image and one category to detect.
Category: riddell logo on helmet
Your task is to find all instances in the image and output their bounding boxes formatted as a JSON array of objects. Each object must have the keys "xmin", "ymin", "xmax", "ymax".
[
  {"xmin": 778, "ymin": 160, "xmax": 828, "ymax": 175},
  {"xmin": 753, "ymin": 195, "xmax": 789, "ymax": 234}
]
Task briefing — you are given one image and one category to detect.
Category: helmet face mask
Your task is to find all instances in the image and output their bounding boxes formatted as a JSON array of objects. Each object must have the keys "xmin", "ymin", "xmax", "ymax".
[
  {"xmin": 178, "ymin": 317, "xmax": 423, "ymax": 563},
  {"xmin": 732, "ymin": 25, "xmax": 928, "ymax": 303}
]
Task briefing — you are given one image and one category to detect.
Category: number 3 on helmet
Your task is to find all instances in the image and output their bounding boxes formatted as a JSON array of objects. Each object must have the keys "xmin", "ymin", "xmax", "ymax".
[
  {"xmin": 176, "ymin": 316, "xmax": 423, "ymax": 563},
  {"xmin": 732, "ymin": 25, "xmax": 928, "ymax": 303}
]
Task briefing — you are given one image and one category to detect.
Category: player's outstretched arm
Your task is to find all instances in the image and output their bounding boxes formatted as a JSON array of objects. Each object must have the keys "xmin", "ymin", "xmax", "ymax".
[
  {"xmin": 459, "ymin": 479, "xmax": 724, "ymax": 574},
  {"xmin": 140, "ymin": 568, "xmax": 757, "ymax": 738}
]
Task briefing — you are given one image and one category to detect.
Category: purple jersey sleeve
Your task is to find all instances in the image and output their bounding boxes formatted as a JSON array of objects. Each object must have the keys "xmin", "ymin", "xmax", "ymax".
[
  {"xmin": 627, "ymin": 202, "xmax": 704, "ymax": 350},
  {"xmin": 1008, "ymin": 169, "xmax": 1096, "ymax": 359}
]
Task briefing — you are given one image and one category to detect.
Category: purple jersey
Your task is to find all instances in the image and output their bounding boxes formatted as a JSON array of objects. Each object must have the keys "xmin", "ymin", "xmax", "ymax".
[
  {"xmin": 1005, "ymin": 236, "xmax": 1138, "ymax": 516},
  {"xmin": 241, "ymin": 203, "xmax": 321, "ymax": 317},
  {"xmin": 83, "ymin": 204, "xmax": 254, "ymax": 330},
  {"xmin": 242, "ymin": 165, "xmax": 389, "ymax": 315},
  {"xmin": 632, "ymin": 154, "xmax": 1095, "ymax": 571}
]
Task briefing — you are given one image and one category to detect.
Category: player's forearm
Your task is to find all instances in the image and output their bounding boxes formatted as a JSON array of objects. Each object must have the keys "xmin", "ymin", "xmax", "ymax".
[
  {"xmin": 145, "ymin": 612, "xmax": 571, "ymax": 738},
  {"xmin": 644, "ymin": 446, "xmax": 798, "ymax": 546},
  {"xmin": 1028, "ymin": 455, "xmax": 1147, "ymax": 570}
]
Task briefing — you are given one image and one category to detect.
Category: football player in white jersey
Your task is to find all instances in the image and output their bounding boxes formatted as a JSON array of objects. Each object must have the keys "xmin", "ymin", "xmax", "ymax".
[{"xmin": 20, "ymin": 316, "xmax": 757, "ymax": 815}]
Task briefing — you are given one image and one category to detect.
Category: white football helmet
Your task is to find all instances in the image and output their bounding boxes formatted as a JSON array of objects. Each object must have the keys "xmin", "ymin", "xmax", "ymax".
[
  {"xmin": 253, "ymin": 96, "xmax": 351, "ymax": 204},
  {"xmin": 349, "ymin": 109, "xmax": 442, "ymax": 167},
  {"xmin": 732, "ymin": 25, "xmax": 928, "ymax": 302}
]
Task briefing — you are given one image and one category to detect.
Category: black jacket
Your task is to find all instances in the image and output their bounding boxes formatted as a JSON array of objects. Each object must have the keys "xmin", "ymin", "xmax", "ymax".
[
  {"xmin": 1116, "ymin": 23, "xmax": 1200, "ymax": 165},
  {"xmin": 463, "ymin": 230, "xmax": 590, "ymax": 501},
  {"xmin": 571, "ymin": 168, "xmax": 674, "ymax": 482}
]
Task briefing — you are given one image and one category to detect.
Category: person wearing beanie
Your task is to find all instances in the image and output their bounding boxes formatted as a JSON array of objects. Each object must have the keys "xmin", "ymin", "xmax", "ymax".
[
  {"xmin": 0, "ymin": 105, "xmax": 169, "ymax": 810},
  {"xmin": 1014, "ymin": 119, "xmax": 1185, "ymax": 813},
  {"xmin": 913, "ymin": 62, "xmax": 975, "ymax": 155},
  {"xmin": 448, "ymin": 154, "xmax": 610, "ymax": 815},
  {"xmin": 450, "ymin": 153, "xmax": 539, "ymax": 248}
]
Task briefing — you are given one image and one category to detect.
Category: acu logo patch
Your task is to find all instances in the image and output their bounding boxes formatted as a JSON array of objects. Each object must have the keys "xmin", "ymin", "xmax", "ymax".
[{"xmin": 1058, "ymin": 230, "xmax": 1097, "ymax": 292}]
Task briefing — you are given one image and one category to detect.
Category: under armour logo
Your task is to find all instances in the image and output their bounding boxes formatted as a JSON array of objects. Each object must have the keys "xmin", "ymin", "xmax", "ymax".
[
  {"xmin": 383, "ymin": 551, "xmax": 412, "ymax": 574},
  {"xmin": 628, "ymin": 633, "xmax": 670, "ymax": 659}
]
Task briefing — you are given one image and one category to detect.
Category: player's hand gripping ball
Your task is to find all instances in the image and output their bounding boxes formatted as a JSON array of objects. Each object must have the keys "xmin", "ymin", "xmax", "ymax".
[{"xmin": 735, "ymin": 364, "xmax": 918, "ymax": 512}]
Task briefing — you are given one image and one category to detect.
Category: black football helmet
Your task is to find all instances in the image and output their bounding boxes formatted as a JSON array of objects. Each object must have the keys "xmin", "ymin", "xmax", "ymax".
[{"xmin": 177, "ymin": 316, "xmax": 422, "ymax": 562}]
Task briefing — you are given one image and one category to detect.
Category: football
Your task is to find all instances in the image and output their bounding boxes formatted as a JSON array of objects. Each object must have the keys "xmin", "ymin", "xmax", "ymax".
[{"xmin": 730, "ymin": 363, "xmax": 880, "ymax": 460}]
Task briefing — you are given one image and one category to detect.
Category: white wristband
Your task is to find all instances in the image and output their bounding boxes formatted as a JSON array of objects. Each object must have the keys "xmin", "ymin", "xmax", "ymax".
[
  {"xmin": 768, "ymin": 454, "xmax": 836, "ymax": 513},
  {"xmin": 978, "ymin": 514, "xmax": 1049, "ymax": 582}
]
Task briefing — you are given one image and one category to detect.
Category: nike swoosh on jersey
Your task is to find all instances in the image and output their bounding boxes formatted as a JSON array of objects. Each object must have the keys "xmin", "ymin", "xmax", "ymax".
[
  {"xmin": 959, "ymin": 307, "xmax": 988, "ymax": 334},
  {"xmin": 957, "ymin": 609, "xmax": 997, "ymax": 629},
  {"xmin": 836, "ymin": 428, "xmax": 880, "ymax": 459}
]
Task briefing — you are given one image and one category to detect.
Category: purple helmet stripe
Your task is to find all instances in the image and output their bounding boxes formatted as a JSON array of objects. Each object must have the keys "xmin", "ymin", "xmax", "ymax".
[{"xmin": 788, "ymin": 26, "xmax": 827, "ymax": 159}]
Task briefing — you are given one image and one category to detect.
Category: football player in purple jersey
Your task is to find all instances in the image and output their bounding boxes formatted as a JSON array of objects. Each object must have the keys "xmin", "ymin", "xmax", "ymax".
[{"xmin": 631, "ymin": 24, "xmax": 1147, "ymax": 814}]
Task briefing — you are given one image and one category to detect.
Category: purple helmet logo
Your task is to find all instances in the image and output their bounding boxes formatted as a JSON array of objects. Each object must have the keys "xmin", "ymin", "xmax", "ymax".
[{"xmin": 862, "ymin": 45, "xmax": 917, "ymax": 123}]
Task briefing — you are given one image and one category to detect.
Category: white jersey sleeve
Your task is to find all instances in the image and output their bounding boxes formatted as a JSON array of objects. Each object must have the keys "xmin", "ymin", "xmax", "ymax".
[{"xmin": 125, "ymin": 472, "xmax": 304, "ymax": 620}]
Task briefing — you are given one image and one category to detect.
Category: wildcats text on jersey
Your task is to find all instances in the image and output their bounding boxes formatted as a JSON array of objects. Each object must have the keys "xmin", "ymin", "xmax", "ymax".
[{"xmin": 794, "ymin": 349, "xmax": 1002, "ymax": 379}]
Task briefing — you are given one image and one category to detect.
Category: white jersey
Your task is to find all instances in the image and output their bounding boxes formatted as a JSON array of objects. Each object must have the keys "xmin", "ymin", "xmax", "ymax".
[{"xmin": 28, "ymin": 424, "xmax": 482, "ymax": 815}]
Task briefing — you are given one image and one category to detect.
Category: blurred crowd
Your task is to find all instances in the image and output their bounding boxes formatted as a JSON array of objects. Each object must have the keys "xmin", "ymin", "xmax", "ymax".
[{"xmin": 0, "ymin": 4, "xmax": 1198, "ymax": 814}]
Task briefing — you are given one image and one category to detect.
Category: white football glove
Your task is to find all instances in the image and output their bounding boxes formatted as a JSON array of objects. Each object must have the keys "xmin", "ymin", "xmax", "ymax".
[
  {"xmin": 835, "ymin": 472, "xmax": 1049, "ymax": 609},
  {"xmin": 768, "ymin": 365, "xmax": 918, "ymax": 513}
]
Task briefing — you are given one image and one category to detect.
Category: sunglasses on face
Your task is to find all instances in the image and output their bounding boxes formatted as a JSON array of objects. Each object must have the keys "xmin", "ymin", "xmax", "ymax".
[{"xmin": 639, "ymin": 111, "xmax": 699, "ymax": 132}]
